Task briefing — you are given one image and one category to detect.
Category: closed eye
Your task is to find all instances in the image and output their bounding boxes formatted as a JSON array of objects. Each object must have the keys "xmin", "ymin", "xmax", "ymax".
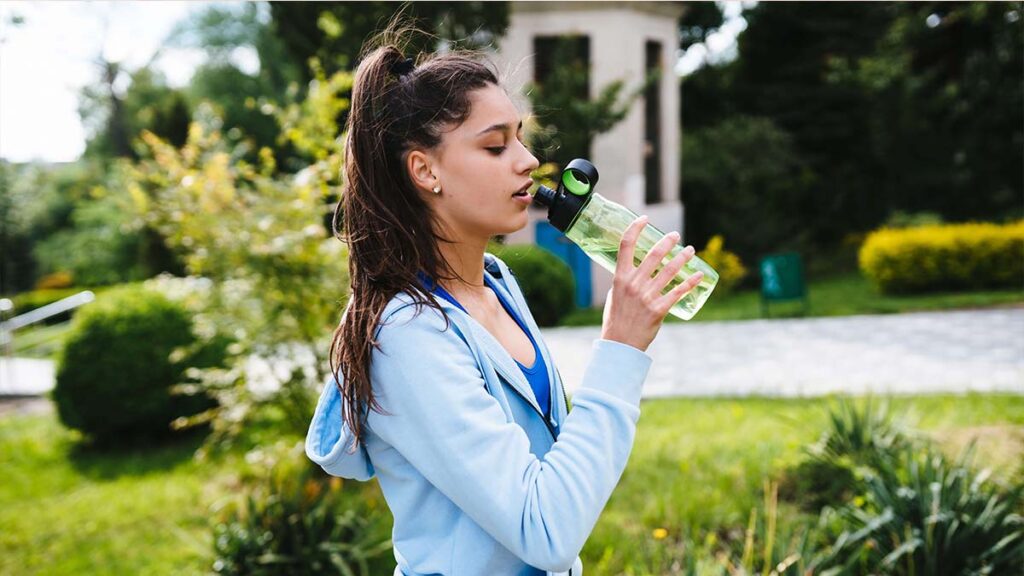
[{"xmin": 486, "ymin": 146, "xmax": 506, "ymax": 155}]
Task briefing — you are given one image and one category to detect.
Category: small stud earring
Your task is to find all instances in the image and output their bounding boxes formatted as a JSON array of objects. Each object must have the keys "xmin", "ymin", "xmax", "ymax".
[{"xmin": 432, "ymin": 185, "xmax": 441, "ymax": 194}]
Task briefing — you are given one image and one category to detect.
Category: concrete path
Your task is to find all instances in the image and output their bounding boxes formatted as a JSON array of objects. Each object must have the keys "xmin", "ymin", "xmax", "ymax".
[
  {"xmin": 0, "ymin": 357, "xmax": 55, "ymax": 396},
  {"xmin": 2, "ymin": 309, "xmax": 1022, "ymax": 404},
  {"xmin": 544, "ymin": 308, "xmax": 1024, "ymax": 398}
]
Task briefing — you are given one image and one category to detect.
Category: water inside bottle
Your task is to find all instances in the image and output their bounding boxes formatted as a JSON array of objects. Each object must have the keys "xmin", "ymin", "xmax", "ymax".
[{"xmin": 566, "ymin": 219, "xmax": 718, "ymax": 321}]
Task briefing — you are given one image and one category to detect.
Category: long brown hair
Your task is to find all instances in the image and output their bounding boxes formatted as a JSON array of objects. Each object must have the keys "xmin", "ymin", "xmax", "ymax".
[{"xmin": 329, "ymin": 24, "xmax": 501, "ymax": 449}]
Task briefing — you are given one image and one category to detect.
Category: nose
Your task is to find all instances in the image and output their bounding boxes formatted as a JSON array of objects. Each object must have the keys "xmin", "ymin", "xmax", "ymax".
[{"xmin": 517, "ymin": 140, "xmax": 540, "ymax": 174}]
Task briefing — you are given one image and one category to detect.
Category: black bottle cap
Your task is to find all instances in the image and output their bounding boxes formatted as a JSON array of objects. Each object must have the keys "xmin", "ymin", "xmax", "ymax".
[{"xmin": 531, "ymin": 159, "xmax": 600, "ymax": 233}]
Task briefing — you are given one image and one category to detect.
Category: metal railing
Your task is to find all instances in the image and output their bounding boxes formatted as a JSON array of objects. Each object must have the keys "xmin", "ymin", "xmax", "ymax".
[
  {"xmin": 1, "ymin": 292, "xmax": 95, "ymax": 395},
  {"xmin": 0, "ymin": 291, "xmax": 95, "ymax": 349}
]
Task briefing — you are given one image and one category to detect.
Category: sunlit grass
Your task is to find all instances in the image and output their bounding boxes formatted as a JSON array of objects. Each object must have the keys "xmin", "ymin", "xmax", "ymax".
[{"xmin": 2, "ymin": 393, "xmax": 1021, "ymax": 574}]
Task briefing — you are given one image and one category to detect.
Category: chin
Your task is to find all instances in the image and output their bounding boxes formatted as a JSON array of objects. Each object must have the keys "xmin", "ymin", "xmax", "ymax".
[{"xmin": 497, "ymin": 210, "xmax": 530, "ymax": 235}]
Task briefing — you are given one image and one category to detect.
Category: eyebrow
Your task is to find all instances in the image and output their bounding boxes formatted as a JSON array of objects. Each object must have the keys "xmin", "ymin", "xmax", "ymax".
[{"xmin": 476, "ymin": 120, "xmax": 524, "ymax": 137}]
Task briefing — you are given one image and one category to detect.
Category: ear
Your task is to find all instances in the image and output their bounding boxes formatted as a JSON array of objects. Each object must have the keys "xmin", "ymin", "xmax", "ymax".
[{"xmin": 406, "ymin": 149, "xmax": 439, "ymax": 195}]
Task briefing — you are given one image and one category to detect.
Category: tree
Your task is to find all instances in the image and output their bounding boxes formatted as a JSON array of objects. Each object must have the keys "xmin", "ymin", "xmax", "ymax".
[
  {"xmin": 682, "ymin": 116, "xmax": 812, "ymax": 263},
  {"xmin": 681, "ymin": 1, "xmax": 1022, "ymax": 264},
  {"xmin": 168, "ymin": 2, "xmax": 303, "ymax": 170},
  {"xmin": 125, "ymin": 67, "xmax": 353, "ymax": 450},
  {"xmin": 526, "ymin": 35, "xmax": 654, "ymax": 168},
  {"xmin": 78, "ymin": 63, "xmax": 192, "ymax": 161},
  {"xmin": 854, "ymin": 2, "xmax": 1024, "ymax": 221},
  {"xmin": 268, "ymin": 2, "xmax": 509, "ymax": 83}
]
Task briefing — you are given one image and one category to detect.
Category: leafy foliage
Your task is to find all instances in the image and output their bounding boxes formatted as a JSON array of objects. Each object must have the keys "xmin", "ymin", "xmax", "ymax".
[
  {"xmin": 79, "ymin": 65, "xmax": 191, "ymax": 160},
  {"xmin": 489, "ymin": 242, "xmax": 575, "ymax": 327},
  {"xmin": 126, "ymin": 73, "xmax": 351, "ymax": 455},
  {"xmin": 526, "ymin": 35, "xmax": 651, "ymax": 168},
  {"xmin": 682, "ymin": 115, "xmax": 811, "ymax": 263},
  {"xmin": 781, "ymin": 398, "xmax": 913, "ymax": 512},
  {"xmin": 212, "ymin": 444, "xmax": 392, "ymax": 575},
  {"xmin": 682, "ymin": 2, "xmax": 1023, "ymax": 264},
  {"xmin": 812, "ymin": 445, "xmax": 1024, "ymax": 575},
  {"xmin": 859, "ymin": 220, "xmax": 1024, "ymax": 294},
  {"xmin": 267, "ymin": 2, "xmax": 509, "ymax": 84},
  {"xmin": 52, "ymin": 286, "xmax": 225, "ymax": 444},
  {"xmin": 695, "ymin": 235, "xmax": 747, "ymax": 295}
]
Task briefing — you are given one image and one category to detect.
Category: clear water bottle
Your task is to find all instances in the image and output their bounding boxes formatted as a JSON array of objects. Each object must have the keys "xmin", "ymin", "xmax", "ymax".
[{"xmin": 532, "ymin": 159, "xmax": 719, "ymax": 321}]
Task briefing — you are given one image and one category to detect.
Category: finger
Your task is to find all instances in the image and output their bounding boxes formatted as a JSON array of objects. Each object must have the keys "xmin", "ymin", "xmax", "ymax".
[
  {"xmin": 636, "ymin": 231, "xmax": 680, "ymax": 280},
  {"xmin": 655, "ymin": 270, "xmax": 704, "ymax": 309},
  {"xmin": 616, "ymin": 215, "xmax": 648, "ymax": 276},
  {"xmin": 650, "ymin": 244, "xmax": 695, "ymax": 291}
]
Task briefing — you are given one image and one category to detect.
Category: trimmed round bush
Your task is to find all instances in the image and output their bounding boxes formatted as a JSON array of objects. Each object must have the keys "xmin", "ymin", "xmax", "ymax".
[
  {"xmin": 489, "ymin": 243, "xmax": 575, "ymax": 327},
  {"xmin": 53, "ymin": 285, "xmax": 222, "ymax": 443}
]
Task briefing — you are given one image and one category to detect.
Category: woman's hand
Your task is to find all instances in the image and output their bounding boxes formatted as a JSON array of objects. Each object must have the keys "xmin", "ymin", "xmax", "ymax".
[{"xmin": 600, "ymin": 216, "xmax": 704, "ymax": 352}]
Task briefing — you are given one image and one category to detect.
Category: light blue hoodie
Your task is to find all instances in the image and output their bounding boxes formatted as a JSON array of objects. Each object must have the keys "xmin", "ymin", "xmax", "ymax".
[{"xmin": 306, "ymin": 253, "xmax": 653, "ymax": 576}]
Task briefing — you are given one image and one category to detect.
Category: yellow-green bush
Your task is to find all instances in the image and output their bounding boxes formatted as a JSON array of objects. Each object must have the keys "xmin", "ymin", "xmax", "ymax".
[
  {"xmin": 858, "ymin": 220, "xmax": 1024, "ymax": 294},
  {"xmin": 697, "ymin": 235, "xmax": 747, "ymax": 294},
  {"xmin": 35, "ymin": 271, "xmax": 74, "ymax": 290}
]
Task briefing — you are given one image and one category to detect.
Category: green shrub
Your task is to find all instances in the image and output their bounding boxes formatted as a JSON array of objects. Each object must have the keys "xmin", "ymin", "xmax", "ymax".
[
  {"xmin": 489, "ymin": 243, "xmax": 575, "ymax": 327},
  {"xmin": 35, "ymin": 271, "xmax": 75, "ymax": 290},
  {"xmin": 696, "ymin": 235, "xmax": 747, "ymax": 295},
  {"xmin": 815, "ymin": 398, "xmax": 911, "ymax": 467},
  {"xmin": 779, "ymin": 455, "xmax": 860, "ymax": 513},
  {"xmin": 858, "ymin": 220, "xmax": 1024, "ymax": 294},
  {"xmin": 212, "ymin": 454, "xmax": 392, "ymax": 576},
  {"xmin": 811, "ymin": 445, "xmax": 1024, "ymax": 575},
  {"xmin": 883, "ymin": 210, "xmax": 944, "ymax": 229},
  {"xmin": 52, "ymin": 286, "xmax": 225, "ymax": 443},
  {"xmin": 780, "ymin": 398, "xmax": 912, "ymax": 512}
]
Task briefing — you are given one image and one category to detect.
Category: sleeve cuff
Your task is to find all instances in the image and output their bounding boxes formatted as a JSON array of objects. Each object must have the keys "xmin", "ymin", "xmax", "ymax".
[{"xmin": 577, "ymin": 338, "xmax": 653, "ymax": 406}]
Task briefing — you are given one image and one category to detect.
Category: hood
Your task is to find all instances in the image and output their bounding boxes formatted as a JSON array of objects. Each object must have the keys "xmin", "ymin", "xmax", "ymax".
[{"xmin": 305, "ymin": 374, "xmax": 375, "ymax": 480}]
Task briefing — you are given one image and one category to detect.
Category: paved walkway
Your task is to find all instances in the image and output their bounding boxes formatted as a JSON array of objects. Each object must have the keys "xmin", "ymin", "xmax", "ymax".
[
  {"xmin": 0, "ymin": 357, "xmax": 54, "ymax": 396},
  {"xmin": 544, "ymin": 308, "xmax": 1024, "ymax": 398},
  {"xmin": 2, "ymin": 309, "xmax": 1023, "ymax": 403}
]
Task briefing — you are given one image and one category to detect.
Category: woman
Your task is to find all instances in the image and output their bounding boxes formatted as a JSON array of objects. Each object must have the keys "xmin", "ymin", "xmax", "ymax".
[{"xmin": 306, "ymin": 29, "xmax": 704, "ymax": 576}]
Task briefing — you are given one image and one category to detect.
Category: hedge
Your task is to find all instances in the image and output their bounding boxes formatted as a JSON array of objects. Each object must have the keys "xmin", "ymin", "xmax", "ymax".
[{"xmin": 858, "ymin": 220, "xmax": 1024, "ymax": 294}]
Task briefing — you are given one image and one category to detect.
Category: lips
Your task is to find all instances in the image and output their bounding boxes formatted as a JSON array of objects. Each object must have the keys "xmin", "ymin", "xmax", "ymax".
[{"xmin": 512, "ymin": 181, "xmax": 533, "ymax": 197}]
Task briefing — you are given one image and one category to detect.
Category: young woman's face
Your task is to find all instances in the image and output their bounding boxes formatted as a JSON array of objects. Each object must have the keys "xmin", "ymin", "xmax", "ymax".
[{"xmin": 424, "ymin": 83, "xmax": 540, "ymax": 241}]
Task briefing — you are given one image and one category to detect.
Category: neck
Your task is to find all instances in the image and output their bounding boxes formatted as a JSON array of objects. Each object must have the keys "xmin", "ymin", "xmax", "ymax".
[{"xmin": 435, "ymin": 232, "xmax": 488, "ymax": 295}]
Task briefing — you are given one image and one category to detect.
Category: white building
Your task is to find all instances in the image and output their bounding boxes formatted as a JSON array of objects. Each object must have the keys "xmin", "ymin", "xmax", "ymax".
[{"xmin": 493, "ymin": 1, "xmax": 686, "ymax": 308}]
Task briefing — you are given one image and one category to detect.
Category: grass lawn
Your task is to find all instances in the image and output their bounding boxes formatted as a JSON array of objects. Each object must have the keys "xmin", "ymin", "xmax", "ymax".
[
  {"xmin": 2, "ymin": 394, "xmax": 1021, "ymax": 575},
  {"xmin": 560, "ymin": 272, "xmax": 1024, "ymax": 326}
]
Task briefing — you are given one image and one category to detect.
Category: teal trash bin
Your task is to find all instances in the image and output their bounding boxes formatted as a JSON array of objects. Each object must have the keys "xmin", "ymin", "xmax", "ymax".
[{"xmin": 759, "ymin": 252, "xmax": 808, "ymax": 317}]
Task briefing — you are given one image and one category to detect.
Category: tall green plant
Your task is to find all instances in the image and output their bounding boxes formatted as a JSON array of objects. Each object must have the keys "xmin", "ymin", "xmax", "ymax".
[
  {"xmin": 781, "ymin": 397, "xmax": 913, "ymax": 512},
  {"xmin": 127, "ymin": 70, "xmax": 353, "ymax": 455},
  {"xmin": 212, "ymin": 444, "xmax": 392, "ymax": 575},
  {"xmin": 811, "ymin": 444, "xmax": 1024, "ymax": 575}
]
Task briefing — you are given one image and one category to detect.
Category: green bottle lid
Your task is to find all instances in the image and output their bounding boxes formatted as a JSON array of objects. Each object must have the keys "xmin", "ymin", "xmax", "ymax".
[{"xmin": 562, "ymin": 169, "xmax": 591, "ymax": 196}]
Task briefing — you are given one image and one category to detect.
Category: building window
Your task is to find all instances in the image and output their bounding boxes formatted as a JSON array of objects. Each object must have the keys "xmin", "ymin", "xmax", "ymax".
[
  {"xmin": 532, "ymin": 35, "xmax": 591, "ymax": 165},
  {"xmin": 644, "ymin": 40, "xmax": 662, "ymax": 205}
]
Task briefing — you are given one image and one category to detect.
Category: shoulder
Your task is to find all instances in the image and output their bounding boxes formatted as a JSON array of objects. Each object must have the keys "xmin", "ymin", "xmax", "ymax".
[{"xmin": 373, "ymin": 290, "xmax": 464, "ymax": 350}]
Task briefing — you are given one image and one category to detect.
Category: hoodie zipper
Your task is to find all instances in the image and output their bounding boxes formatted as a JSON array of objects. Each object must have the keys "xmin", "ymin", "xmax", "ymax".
[
  {"xmin": 488, "ymin": 259, "xmax": 575, "ymax": 576},
  {"xmin": 501, "ymin": 374, "xmax": 558, "ymax": 441},
  {"xmin": 500, "ymin": 375, "xmax": 575, "ymax": 576}
]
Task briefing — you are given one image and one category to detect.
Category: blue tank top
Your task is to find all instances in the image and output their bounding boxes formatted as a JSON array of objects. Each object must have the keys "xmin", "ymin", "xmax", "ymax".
[{"xmin": 415, "ymin": 270, "xmax": 551, "ymax": 417}]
